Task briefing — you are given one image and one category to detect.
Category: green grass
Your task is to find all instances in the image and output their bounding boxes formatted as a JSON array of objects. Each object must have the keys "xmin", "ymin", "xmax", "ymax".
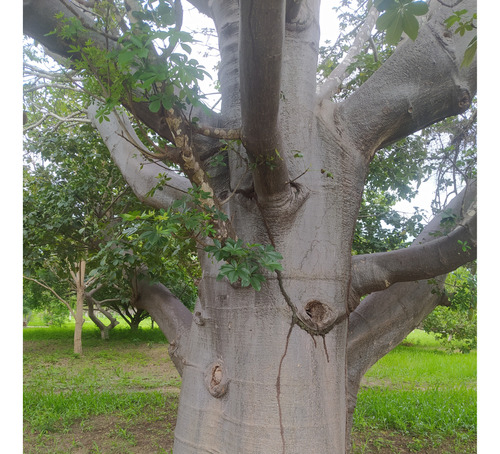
[
  {"xmin": 24, "ymin": 389, "xmax": 176, "ymax": 433},
  {"xmin": 24, "ymin": 321, "xmax": 180, "ymax": 453},
  {"xmin": 351, "ymin": 330, "xmax": 476, "ymax": 453},
  {"xmin": 354, "ymin": 387, "xmax": 476, "ymax": 436},
  {"xmin": 23, "ymin": 316, "xmax": 168, "ymax": 343},
  {"xmin": 363, "ymin": 344, "xmax": 477, "ymax": 388}
]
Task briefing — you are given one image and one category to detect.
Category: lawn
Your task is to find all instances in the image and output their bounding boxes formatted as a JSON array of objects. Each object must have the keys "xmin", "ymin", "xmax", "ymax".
[
  {"xmin": 352, "ymin": 330, "xmax": 476, "ymax": 453},
  {"xmin": 23, "ymin": 319, "xmax": 476, "ymax": 453}
]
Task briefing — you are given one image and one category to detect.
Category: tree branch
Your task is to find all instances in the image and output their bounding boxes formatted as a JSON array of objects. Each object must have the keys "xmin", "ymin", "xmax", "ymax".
[
  {"xmin": 351, "ymin": 220, "xmax": 476, "ymax": 297},
  {"xmin": 351, "ymin": 181, "xmax": 476, "ymax": 300},
  {"xmin": 23, "ymin": 0, "xmax": 221, "ymax": 155},
  {"xmin": 239, "ymin": 0, "xmax": 291, "ymax": 202},
  {"xmin": 134, "ymin": 280, "xmax": 193, "ymax": 375},
  {"xmin": 317, "ymin": 6, "xmax": 379, "ymax": 102},
  {"xmin": 23, "ymin": 111, "xmax": 92, "ymax": 133},
  {"xmin": 88, "ymin": 103, "xmax": 193, "ymax": 210},
  {"xmin": 23, "ymin": 275, "xmax": 76, "ymax": 318},
  {"xmin": 346, "ymin": 276, "xmax": 448, "ymax": 437},
  {"xmin": 24, "ymin": 0, "xmax": 112, "ymax": 58},
  {"xmin": 335, "ymin": 0, "xmax": 476, "ymax": 157},
  {"xmin": 344, "ymin": 179, "xmax": 478, "ymax": 436},
  {"xmin": 86, "ymin": 293, "xmax": 120, "ymax": 339}
]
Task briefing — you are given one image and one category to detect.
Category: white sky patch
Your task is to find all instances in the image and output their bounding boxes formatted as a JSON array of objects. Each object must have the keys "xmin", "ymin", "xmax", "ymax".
[{"xmin": 319, "ymin": 1, "xmax": 341, "ymax": 45}]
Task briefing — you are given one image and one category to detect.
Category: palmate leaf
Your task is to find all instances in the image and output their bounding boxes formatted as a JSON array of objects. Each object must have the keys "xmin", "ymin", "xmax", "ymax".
[
  {"xmin": 376, "ymin": 9, "xmax": 398, "ymax": 32},
  {"xmin": 375, "ymin": 0, "xmax": 429, "ymax": 45}
]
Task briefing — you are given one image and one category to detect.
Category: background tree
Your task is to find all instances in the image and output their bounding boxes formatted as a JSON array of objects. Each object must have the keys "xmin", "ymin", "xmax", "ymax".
[
  {"xmin": 423, "ymin": 263, "xmax": 477, "ymax": 352},
  {"xmin": 23, "ymin": 54, "xmax": 200, "ymax": 340},
  {"xmin": 23, "ymin": 0, "xmax": 477, "ymax": 452}
]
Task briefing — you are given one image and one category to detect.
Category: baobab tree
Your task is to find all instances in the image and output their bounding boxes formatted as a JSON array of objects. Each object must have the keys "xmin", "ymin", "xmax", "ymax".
[{"xmin": 23, "ymin": 0, "xmax": 476, "ymax": 452}]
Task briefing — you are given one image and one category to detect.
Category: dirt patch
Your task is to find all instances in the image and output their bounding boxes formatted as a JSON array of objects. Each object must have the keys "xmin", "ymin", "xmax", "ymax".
[{"xmin": 24, "ymin": 409, "xmax": 177, "ymax": 454}]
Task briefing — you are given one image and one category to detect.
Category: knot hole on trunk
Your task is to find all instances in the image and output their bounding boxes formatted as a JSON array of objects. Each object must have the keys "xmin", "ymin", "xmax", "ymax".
[
  {"xmin": 205, "ymin": 360, "xmax": 229, "ymax": 398},
  {"xmin": 305, "ymin": 300, "xmax": 326, "ymax": 321},
  {"xmin": 299, "ymin": 300, "xmax": 336, "ymax": 333}
]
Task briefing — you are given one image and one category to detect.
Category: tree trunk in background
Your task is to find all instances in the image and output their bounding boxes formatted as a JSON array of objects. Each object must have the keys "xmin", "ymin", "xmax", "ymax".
[
  {"xmin": 72, "ymin": 260, "xmax": 86, "ymax": 355},
  {"xmin": 86, "ymin": 298, "xmax": 120, "ymax": 340}
]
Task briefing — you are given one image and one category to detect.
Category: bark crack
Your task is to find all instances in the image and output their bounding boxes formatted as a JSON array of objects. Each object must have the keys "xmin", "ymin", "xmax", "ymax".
[{"xmin": 276, "ymin": 322, "xmax": 294, "ymax": 454}]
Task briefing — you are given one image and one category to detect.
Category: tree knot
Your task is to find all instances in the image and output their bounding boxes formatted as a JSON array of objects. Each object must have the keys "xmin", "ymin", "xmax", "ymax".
[{"xmin": 205, "ymin": 359, "xmax": 229, "ymax": 398}]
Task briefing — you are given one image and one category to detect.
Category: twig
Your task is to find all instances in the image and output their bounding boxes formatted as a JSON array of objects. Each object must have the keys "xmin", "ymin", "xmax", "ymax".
[
  {"xmin": 23, "ymin": 275, "xmax": 76, "ymax": 318},
  {"xmin": 23, "ymin": 111, "xmax": 92, "ymax": 133}
]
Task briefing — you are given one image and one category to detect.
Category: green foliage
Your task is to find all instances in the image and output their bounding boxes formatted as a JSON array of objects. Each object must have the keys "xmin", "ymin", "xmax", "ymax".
[
  {"xmin": 23, "ymin": 89, "xmax": 199, "ymax": 314},
  {"xmin": 117, "ymin": 186, "xmax": 281, "ymax": 293},
  {"xmin": 444, "ymin": 9, "xmax": 477, "ymax": 67},
  {"xmin": 205, "ymin": 239, "xmax": 283, "ymax": 291},
  {"xmin": 23, "ymin": 127, "xmax": 135, "ymax": 276},
  {"xmin": 374, "ymin": 0, "xmax": 429, "ymax": 45},
  {"xmin": 51, "ymin": 1, "xmax": 211, "ymax": 118},
  {"xmin": 423, "ymin": 266, "xmax": 477, "ymax": 353},
  {"xmin": 353, "ymin": 136, "xmax": 430, "ymax": 254},
  {"xmin": 96, "ymin": 204, "xmax": 201, "ymax": 310}
]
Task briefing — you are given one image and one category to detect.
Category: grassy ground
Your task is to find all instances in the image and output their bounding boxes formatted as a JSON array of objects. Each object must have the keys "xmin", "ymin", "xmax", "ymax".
[
  {"xmin": 23, "ymin": 320, "xmax": 476, "ymax": 453},
  {"xmin": 351, "ymin": 330, "xmax": 476, "ymax": 453}
]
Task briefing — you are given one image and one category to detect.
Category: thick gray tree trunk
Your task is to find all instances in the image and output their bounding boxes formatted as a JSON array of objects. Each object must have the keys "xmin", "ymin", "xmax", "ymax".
[{"xmin": 23, "ymin": 0, "xmax": 477, "ymax": 452}]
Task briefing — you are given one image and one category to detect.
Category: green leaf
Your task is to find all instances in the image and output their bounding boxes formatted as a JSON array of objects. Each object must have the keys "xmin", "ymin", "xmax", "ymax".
[
  {"xmin": 385, "ymin": 14, "xmax": 404, "ymax": 45},
  {"xmin": 249, "ymin": 275, "xmax": 265, "ymax": 291},
  {"xmin": 376, "ymin": 10, "xmax": 398, "ymax": 32},
  {"xmin": 149, "ymin": 98, "xmax": 162, "ymax": 113},
  {"xmin": 117, "ymin": 51, "xmax": 136, "ymax": 66},
  {"xmin": 374, "ymin": 0, "xmax": 397, "ymax": 11},
  {"xmin": 161, "ymin": 94, "xmax": 174, "ymax": 111},
  {"xmin": 402, "ymin": 11, "xmax": 420, "ymax": 41},
  {"xmin": 406, "ymin": 1, "xmax": 429, "ymax": 16},
  {"xmin": 180, "ymin": 43, "xmax": 192, "ymax": 54},
  {"xmin": 129, "ymin": 35, "xmax": 143, "ymax": 48},
  {"xmin": 461, "ymin": 36, "xmax": 477, "ymax": 68},
  {"xmin": 137, "ymin": 48, "xmax": 149, "ymax": 59}
]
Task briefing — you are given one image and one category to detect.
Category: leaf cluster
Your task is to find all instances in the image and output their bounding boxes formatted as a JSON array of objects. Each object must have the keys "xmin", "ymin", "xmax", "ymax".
[
  {"xmin": 50, "ymin": 1, "xmax": 211, "ymax": 121},
  {"xmin": 373, "ymin": 0, "xmax": 428, "ymax": 45},
  {"xmin": 205, "ymin": 239, "xmax": 283, "ymax": 291},
  {"xmin": 444, "ymin": 9, "xmax": 477, "ymax": 67},
  {"xmin": 23, "ymin": 129, "xmax": 129, "ymax": 273}
]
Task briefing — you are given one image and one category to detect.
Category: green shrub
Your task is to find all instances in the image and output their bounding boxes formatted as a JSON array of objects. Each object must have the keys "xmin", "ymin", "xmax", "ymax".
[{"xmin": 423, "ymin": 266, "xmax": 476, "ymax": 353}]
